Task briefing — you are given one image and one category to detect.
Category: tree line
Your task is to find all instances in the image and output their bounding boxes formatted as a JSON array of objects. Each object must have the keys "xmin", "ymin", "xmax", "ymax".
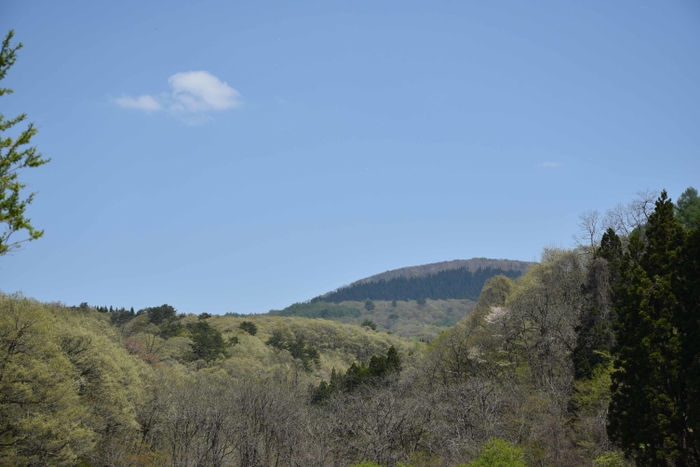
[{"xmin": 1, "ymin": 191, "xmax": 698, "ymax": 466}]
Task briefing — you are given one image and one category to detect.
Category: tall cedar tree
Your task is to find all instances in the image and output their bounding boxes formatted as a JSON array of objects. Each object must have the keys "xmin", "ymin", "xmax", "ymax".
[{"xmin": 607, "ymin": 191, "xmax": 699, "ymax": 466}]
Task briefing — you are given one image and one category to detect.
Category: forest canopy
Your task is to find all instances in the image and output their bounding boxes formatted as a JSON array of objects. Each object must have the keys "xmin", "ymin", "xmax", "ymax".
[{"xmin": 1, "ymin": 186, "xmax": 698, "ymax": 467}]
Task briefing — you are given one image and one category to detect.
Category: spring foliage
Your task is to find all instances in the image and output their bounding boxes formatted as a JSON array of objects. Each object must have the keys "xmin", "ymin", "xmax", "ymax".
[{"xmin": 0, "ymin": 31, "xmax": 50, "ymax": 255}]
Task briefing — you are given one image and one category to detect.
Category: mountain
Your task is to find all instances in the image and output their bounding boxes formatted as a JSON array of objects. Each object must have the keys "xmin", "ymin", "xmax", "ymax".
[
  {"xmin": 269, "ymin": 258, "xmax": 536, "ymax": 340},
  {"xmin": 348, "ymin": 258, "xmax": 535, "ymax": 285},
  {"xmin": 312, "ymin": 258, "xmax": 535, "ymax": 303}
]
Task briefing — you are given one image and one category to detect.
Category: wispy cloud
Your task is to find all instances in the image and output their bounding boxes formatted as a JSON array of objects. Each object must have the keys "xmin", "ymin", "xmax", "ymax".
[
  {"xmin": 112, "ymin": 71, "xmax": 242, "ymax": 122},
  {"xmin": 538, "ymin": 162, "xmax": 562, "ymax": 168},
  {"xmin": 113, "ymin": 95, "xmax": 162, "ymax": 111},
  {"xmin": 168, "ymin": 71, "xmax": 242, "ymax": 111}
]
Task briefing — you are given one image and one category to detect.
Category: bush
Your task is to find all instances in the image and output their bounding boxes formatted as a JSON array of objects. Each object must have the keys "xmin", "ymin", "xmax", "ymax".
[{"xmin": 461, "ymin": 438, "xmax": 526, "ymax": 467}]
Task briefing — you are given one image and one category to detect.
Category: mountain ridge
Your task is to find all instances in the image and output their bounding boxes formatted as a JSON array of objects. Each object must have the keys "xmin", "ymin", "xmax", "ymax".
[{"xmin": 312, "ymin": 258, "xmax": 536, "ymax": 303}]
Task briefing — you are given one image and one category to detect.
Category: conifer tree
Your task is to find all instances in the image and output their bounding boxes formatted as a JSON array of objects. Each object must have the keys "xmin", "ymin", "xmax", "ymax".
[{"xmin": 607, "ymin": 191, "xmax": 699, "ymax": 466}]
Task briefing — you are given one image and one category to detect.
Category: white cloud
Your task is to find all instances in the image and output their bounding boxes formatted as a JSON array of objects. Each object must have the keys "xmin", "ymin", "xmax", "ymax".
[
  {"xmin": 112, "ymin": 71, "xmax": 242, "ymax": 120},
  {"xmin": 113, "ymin": 95, "xmax": 162, "ymax": 111},
  {"xmin": 168, "ymin": 71, "xmax": 242, "ymax": 111},
  {"xmin": 538, "ymin": 162, "xmax": 562, "ymax": 168}
]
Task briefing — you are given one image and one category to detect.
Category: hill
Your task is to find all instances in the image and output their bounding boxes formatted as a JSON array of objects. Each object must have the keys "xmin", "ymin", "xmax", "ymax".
[
  {"xmin": 313, "ymin": 258, "xmax": 535, "ymax": 303},
  {"xmin": 351, "ymin": 258, "xmax": 535, "ymax": 284},
  {"xmin": 267, "ymin": 258, "xmax": 534, "ymax": 340},
  {"xmin": 269, "ymin": 298, "xmax": 475, "ymax": 341}
]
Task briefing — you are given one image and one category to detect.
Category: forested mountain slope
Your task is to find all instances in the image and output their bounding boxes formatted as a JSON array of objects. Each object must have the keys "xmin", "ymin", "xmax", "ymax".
[
  {"xmin": 313, "ymin": 259, "xmax": 533, "ymax": 303},
  {"xmin": 349, "ymin": 258, "xmax": 535, "ymax": 284},
  {"xmin": 269, "ymin": 258, "xmax": 533, "ymax": 341},
  {"xmin": 269, "ymin": 298, "xmax": 475, "ymax": 341}
]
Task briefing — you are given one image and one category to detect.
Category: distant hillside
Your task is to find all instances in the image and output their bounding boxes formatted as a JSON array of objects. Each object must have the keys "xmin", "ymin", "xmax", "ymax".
[
  {"xmin": 268, "ymin": 298, "xmax": 475, "ymax": 341},
  {"xmin": 313, "ymin": 258, "xmax": 535, "ymax": 303},
  {"xmin": 353, "ymin": 258, "xmax": 535, "ymax": 284}
]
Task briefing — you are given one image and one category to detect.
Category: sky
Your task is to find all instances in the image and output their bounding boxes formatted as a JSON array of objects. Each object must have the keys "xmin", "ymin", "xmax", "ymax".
[{"xmin": 1, "ymin": 0, "xmax": 698, "ymax": 314}]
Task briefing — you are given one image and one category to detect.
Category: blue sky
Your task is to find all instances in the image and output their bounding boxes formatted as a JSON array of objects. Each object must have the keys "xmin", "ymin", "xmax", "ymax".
[{"xmin": 1, "ymin": 0, "xmax": 698, "ymax": 314}]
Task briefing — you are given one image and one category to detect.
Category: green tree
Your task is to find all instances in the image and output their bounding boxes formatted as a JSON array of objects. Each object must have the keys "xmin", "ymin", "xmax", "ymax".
[
  {"xmin": 461, "ymin": 438, "xmax": 526, "ymax": 467},
  {"xmin": 187, "ymin": 320, "xmax": 228, "ymax": 362},
  {"xmin": 141, "ymin": 304, "xmax": 177, "ymax": 325},
  {"xmin": 365, "ymin": 300, "xmax": 375, "ymax": 311},
  {"xmin": 0, "ymin": 294, "xmax": 93, "ymax": 465},
  {"xmin": 607, "ymin": 191, "xmax": 699, "ymax": 465},
  {"xmin": 0, "ymin": 31, "xmax": 50, "ymax": 256},
  {"xmin": 675, "ymin": 187, "xmax": 700, "ymax": 229},
  {"xmin": 361, "ymin": 319, "xmax": 377, "ymax": 330},
  {"xmin": 239, "ymin": 320, "xmax": 258, "ymax": 335}
]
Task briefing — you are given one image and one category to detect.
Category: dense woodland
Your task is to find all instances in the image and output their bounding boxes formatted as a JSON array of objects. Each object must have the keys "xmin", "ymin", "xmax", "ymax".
[
  {"xmin": 312, "ymin": 267, "xmax": 525, "ymax": 303},
  {"xmin": 1, "ymin": 187, "xmax": 699, "ymax": 467}
]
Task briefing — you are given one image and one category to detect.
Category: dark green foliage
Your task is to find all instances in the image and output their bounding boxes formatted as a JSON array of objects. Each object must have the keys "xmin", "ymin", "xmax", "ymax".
[
  {"xmin": 187, "ymin": 320, "xmax": 229, "ymax": 362},
  {"xmin": 311, "ymin": 346, "xmax": 401, "ymax": 403},
  {"xmin": 238, "ymin": 321, "xmax": 258, "ymax": 335},
  {"xmin": 266, "ymin": 330, "xmax": 285, "ymax": 348},
  {"xmin": 361, "ymin": 319, "xmax": 377, "ymax": 331},
  {"xmin": 141, "ymin": 304, "xmax": 177, "ymax": 325},
  {"xmin": 266, "ymin": 331, "xmax": 320, "ymax": 372},
  {"xmin": 158, "ymin": 319, "xmax": 184, "ymax": 339},
  {"xmin": 223, "ymin": 311, "xmax": 248, "ymax": 317},
  {"xmin": 677, "ymin": 227, "xmax": 700, "ymax": 462},
  {"xmin": 573, "ymin": 241, "xmax": 618, "ymax": 380},
  {"xmin": 269, "ymin": 301, "xmax": 362, "ymax": 319},
  {"xmin": 198, "ymin": 312, "xmax": 212, "ymax": 320},
  {"xmin": 416, "ymin": 297, "xmax": 427, "ymax": 306},
  {"xmin": 676, "ymin": 186, "xmax": 700, "ymax": 229},
  {"xmin": 313, "ymin": 267, "xmax": 523, "ymax": 303},
  {"xmin": 391, "ymin": 299, "xmax": 397, "ymax": 307},
  {"xmin": 109, "ymin": 307, "xmax": 135, "ymax": 329},
  {"xmin": 364, "ymin": 300, "xmax": 375, "ymax": 311},
  {"xmin": 607, "ymin": 191, "xmax": 699, "ymax": 465}
]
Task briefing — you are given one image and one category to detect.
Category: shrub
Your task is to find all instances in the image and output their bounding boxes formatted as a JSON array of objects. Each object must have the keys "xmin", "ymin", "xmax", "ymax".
[{"xmin": 461, "ymin": 438, "xmax": 526, "ymax": 467}]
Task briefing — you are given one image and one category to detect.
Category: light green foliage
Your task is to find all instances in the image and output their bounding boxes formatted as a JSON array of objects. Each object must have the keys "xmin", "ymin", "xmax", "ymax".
[
  {"xmin": 593, "ymin": 451, "xmax": 630, "ymax": 467},
  {"xmin": 0, "ymin": 31, "xmax": 50, "ymax": 255},
  {"xmin": 462, "ymin": 438, "xmax": 526, "ymax": 467},
  {"xmin": 272, "ymin": 298, "xmax": 476, "ymax": 340},
  {"xmin": 211, "ymin": 314, "xmax": 413, "ymax": 366},
  {"xmin": 0, "ymin": 294, "xmax": 149, "ymax": 465},
  {"xmin": 0, "ymin": 294, "xmax": 93, "ymax": 465}
]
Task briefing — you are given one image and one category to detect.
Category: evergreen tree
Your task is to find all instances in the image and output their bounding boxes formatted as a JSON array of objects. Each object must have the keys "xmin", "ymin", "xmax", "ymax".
[
  {"xmin": 238, "ymin": 321, "xmax": 258, "ymax": 335},
  {"xmin": 675, "ymin": 187, "xmax": 700, "ymax": 229},
  {"xmin": 573, "ymin": 232, "xmax": 620, "ymax": 380},
  {"xmin": 607, "ymin": 191, "xmax": 699, "ymax": 466},
  {"xmin": 187, "ymin": 320, "xmax": 228, "ymax": 362}
]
